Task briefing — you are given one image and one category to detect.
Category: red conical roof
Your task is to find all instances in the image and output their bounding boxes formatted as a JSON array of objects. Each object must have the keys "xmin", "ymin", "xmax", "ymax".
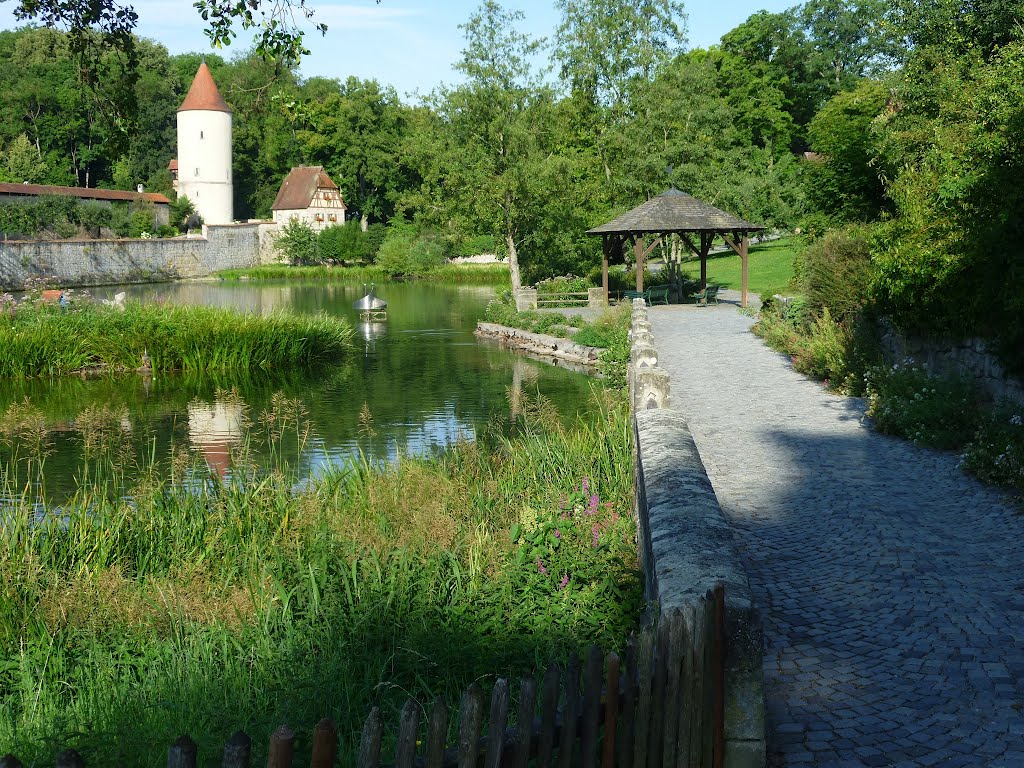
[{"xmin": 178, "ymin": 62, "xmax": 232, "ymax": 113}]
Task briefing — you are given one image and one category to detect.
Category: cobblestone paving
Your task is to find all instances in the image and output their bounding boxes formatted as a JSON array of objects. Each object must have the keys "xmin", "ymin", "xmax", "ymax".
[{"xmin": 647, "ymin": 304, "xmax": 1024, "ymax": 768}]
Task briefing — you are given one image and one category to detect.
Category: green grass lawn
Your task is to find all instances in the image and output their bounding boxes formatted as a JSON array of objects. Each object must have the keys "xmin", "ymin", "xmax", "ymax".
[{"xmin": 680, "ymin": 236, "xmax": 802, "ymax": 298}]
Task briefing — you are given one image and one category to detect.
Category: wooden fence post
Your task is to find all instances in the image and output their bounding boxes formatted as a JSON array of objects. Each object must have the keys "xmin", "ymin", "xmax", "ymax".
[
  {"xmin": 602, "ymin": 652, "xmax": 620, "ymax": 768},
  {"xmin": 167, "ymin": 735, "xmax": 197, "ymax": 768},
  {"xmin": 425, "ymin": 699, "xmax": 449, "ymax": 768},
  {"xmin": 620, "ymin": 635, "xmax": 638, "ymax": 768},
  {"xmin": 712, "ymin": 584, "xmax": 726, "ymax": 768},
  {"xmin": 357, "ymin": 708, "xmax": 383, "ymax": 768},
  {"xmin": 648, "ymin": 619, "xmax": 669, "ymax": 768},
  {"xmin": 558, "ymin": 653, "xmax": 581, "ymax": 768},
  {"xmin": 310, "ymin": 719, "xmax": 336, "ymax": 768},
  {"xmin": 394, "ymin": 699, "xmax": 421, "ymax": 768},
  {"xmin": 222, "ymin": 730, "xmax": 252, "ymax": 768},
  {"xmin": 632, "ymin": 629, "xmax": 655, "ymax": 768},
  {"xmin": 267, "ymin": 726, "xmax": 294, "ymax": 768},
  {"xmin": 536, "ymin": 663, "xmax": 560, "ymax": 768},
  {"xmin": 513, "ymin": 678, "xmax": 536, "ymax": 768},
  {"xmin": 662, "ymin": 610, "xmax": 685, "ymax": 768},
  {"xmin": 457, "ymin": 683, "xmax": 484, "ymax": 768},
  {"xmin": 581, "ymin": 646, "xmax": 604, "ymax": 768},
  {"xmin": 485, "ymin": 679, "xmax": 510, "ymax": 768},
  {"xmin": 677, "ymin": 603, "xmax": 696, "ymax": 768}
]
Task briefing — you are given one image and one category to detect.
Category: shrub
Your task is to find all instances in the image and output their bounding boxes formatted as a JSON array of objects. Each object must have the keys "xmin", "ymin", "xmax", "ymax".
[
  {"xmin": 275, "ymin": 219, "xmax": 319, "ymax": 266},
  {"xmin": 318, "ymin": 223, "xmax": 368, "ymax": 264},
  {"xmin": 797, "ymin": 224, "xmax": 872, "ymax": 325},
  {"xmin": 961, "ymin": 410, "xmax": 1024, "ymax": 492},
  {"xmin": 376, "ymin": 231, "xmax": 448, "ymax": 276},
  {"xmin": 169, "ymin": 195, "xmax": 198, "ymax": 231},
  {"xmin": 864, "ymin": 363, "xmax": 978, "ymax": 449},
  {"xmin": 456, "ymin": 233, "xmax": 497, "ymax": 257},
  {"xmin": 365, "ymin": 222, "xmax": 387, "ymax": 261}
]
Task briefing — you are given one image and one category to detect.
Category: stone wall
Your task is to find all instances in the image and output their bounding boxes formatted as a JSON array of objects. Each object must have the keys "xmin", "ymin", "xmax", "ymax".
[
  {"xmin": 629, "ymin": 299, "xmax": 766, "ymax": 768},
  {"xmin": 0, "ymin": 223, "xmax": 266, "ymax": 290},
  {"xmin": 474, "ymin": 322, "xmax": 600, "ymax": 367},
  {"xmin": 878, "ymin": 319, "xmax": 1024, "ymax": 405}
]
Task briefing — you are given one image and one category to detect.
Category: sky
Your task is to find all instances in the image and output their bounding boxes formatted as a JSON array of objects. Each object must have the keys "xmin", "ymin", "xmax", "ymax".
[{"xmin": 0, "ymin": 0, "xmax": 794, "ymax": 99}]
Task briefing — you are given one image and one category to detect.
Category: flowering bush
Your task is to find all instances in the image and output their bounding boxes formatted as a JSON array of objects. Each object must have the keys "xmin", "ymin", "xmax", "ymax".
[
  {"xmin": 508, "ymin": 475, "xmax": 642, "ymax": 634},
  {"xmin": 961, "ymin": 410, "xmax": 1024, "ymax": 492},
  {"xmin": 865, "ymin": 361, "xmax": 977, "ymax": 448}
]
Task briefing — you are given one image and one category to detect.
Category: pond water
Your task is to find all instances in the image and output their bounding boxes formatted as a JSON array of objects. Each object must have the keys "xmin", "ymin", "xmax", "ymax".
[{"xmin": 2, "ymin": 279, "xmax": 597, "ymax": 502}]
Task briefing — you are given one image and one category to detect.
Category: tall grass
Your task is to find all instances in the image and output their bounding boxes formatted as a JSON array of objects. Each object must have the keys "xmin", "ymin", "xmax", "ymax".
[
  {"xmin": 217, "ymin": 263, "xmax": 510, "ymax": 285},
  {"xmin": 0, "ymin": 301, "xmax": 354, "ymax": 376},
  {"xmin": 0, "ymin": 390, "xmax": 641, "ymax": 765}
]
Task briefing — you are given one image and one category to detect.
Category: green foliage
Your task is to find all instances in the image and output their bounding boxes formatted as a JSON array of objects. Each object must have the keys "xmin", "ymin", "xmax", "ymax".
[
  {"xmin": 804, "ymin": 79, "xmax": 890, "ymax": 221},
  {"xmin": 864, "ymin": 362, "xmax": 977, "ymax": 448},
  {"xmin": 375, "ymin": 231, "xmax": 448, "ymax": 277},
  {"xmin": 169, "ymin": 195, "xmax": 198, "ymax": 231},
  {"xmin": 0, "ymin": 391, "xmax": 640, "ymax": 765},
  {"xmin": 455, "ymin": 234, "xmax": 497, "ymax": 257},
  {"xmin": 274, "ymin": 219, "xmax": 319, "ymax": 266},
  {"xmin": 364, "ymin": 222, "xmax": 387, "ymax": 259},
  {"xmin": 318, "ymin": 223, "xmax": 369, "ymax": 265},
  {"xmin": 961, "ymin": 410, "xmax": 1024, "ymax": 492},
  {"xmin": 796, "ymin": 224, "xmax": 873, "ymax": 323},
  {"xmin": 0, "ymin": 299, "xmax": 354, "ymax": 376}
]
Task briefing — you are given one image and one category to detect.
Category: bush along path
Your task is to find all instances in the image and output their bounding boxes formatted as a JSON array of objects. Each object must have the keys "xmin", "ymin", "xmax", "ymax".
[{"xmin": 648, "ymin": 305, "xmax": 1024, "ymax": 768}]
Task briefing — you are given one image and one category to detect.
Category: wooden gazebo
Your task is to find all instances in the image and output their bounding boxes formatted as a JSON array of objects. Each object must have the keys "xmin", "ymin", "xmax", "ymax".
[{"xmin": 586, "ymin": 189, "xmax": 765, "ymax": 307}]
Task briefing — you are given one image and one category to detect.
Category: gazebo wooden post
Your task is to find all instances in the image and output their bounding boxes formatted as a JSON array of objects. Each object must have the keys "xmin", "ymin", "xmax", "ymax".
[
  {"xmin": 699, "ymin": 232, "xmax": 711, "ymax": 290},
  {"xmin": 601, "ymin": 235, "xmax": 610, "ymax": 305},
  {"xmin": 634, "ymin": 236, "xmax": 644, "ymax": 292},
  {"xmin": 740, "ymin": 233, "xmax": 750, "ymax": 308}
]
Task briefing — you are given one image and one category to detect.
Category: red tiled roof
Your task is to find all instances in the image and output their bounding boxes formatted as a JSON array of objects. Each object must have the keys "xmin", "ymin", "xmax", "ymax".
[
  {"xmin": 271, "ymin": 166, "xmax": 344, "ymax": 211},
  {"xmin": 178, "ymin": 62, "xmax": 232, "ymax": 113},
  {"xmin": 0, "ymin": 182, "xmax": 171, "ymax": 205}
]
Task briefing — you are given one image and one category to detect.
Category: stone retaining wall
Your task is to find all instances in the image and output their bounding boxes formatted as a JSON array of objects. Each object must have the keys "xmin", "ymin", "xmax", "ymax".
[
  {"xmin": 474, "ymin": 322, "xmax": 600, "ymax": 366},
  {"xmin": 629, "ymin": 299, "xmax": 766, "ymax": 767},
  {"xmin": 878, "ymin": 319, "xmax": 1024, "ymax": 405},
  {"xmin": 0, "ymin": 223, "xmax": 273, "ymax": 290}
]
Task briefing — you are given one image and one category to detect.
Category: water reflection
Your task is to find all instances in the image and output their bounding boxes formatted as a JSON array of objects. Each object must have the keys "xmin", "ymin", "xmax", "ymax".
[{"xmin": 6, "ymin": 279, "xmax": 597, "ymax": 503}]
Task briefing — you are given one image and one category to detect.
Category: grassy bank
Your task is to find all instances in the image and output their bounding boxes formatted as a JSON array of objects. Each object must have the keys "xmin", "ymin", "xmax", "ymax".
[
  {"xmin": 482, "ymin": 293, "xmax": 630, "ymax": 386},
  {"xmin": 0, "ymin": 391, "xmax": 641, "ymax": 765},
  {"xmin": 0, "ymin": 300, "xmax": 354, "ymax": 376},
  {"xmin": 217, "ymin": 263, "xmax": 511, "ymax": 285},
  {"xmin": 680, "ymin": 236, "xmax": 801, "ymax": 298}
]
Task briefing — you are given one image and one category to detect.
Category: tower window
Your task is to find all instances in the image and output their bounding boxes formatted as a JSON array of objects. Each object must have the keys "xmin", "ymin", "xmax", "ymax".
[
  {"xmin": 200, "ymin": 131, "xmax": 204, "ymax": 139},
  {"xmin": 195, "ymin": 168, "xmax": 200, "ymax": 176}
]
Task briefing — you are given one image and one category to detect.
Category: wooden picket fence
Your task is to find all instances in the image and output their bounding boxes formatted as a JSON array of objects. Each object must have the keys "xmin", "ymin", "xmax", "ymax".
[{"xmin": 0, "ymin": 585, "xmax": 725, "ymax": 768}]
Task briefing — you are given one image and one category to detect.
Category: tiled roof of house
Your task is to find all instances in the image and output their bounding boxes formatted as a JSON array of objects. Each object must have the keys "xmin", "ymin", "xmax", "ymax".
[
  {"xmin": 0, "ymin": 182, "xmax": 171, "ymax": 205},
  {"xmin": 178, "ymin": 62, "xmax": 232, "ymax": 113},
  {"xmin": 587, "ymin": 189, "xmax": 763, "ymax": 235},
  {"xmin": 271, "ymin": 166, "xmax": 343, "ymax": 211}
]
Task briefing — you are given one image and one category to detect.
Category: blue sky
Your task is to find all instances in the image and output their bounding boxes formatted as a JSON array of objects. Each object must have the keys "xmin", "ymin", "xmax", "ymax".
[{"xmin": 0, "ymin": 0, "xmax": 793, "ymax": 98}]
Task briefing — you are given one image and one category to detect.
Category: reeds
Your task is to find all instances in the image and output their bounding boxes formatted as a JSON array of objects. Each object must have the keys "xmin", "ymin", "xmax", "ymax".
[
  {"xmin": 0, "ymin": 390, "xmax": 640, "ymax": 766},
  {"xmin": 0, "ymin": 301, "xmax": 354, "ymax": 376}
]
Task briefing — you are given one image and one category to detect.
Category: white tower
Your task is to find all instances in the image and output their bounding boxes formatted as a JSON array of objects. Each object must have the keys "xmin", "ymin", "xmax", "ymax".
[{"xmin": 176, "ymin": 62, "xmax": 233, "ymax": 225}]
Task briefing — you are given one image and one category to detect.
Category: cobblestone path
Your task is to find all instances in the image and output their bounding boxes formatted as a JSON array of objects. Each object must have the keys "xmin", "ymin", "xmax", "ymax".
[{"xmin": 647, "ymin": 304, "xmax": 1024, "ymax": 768}]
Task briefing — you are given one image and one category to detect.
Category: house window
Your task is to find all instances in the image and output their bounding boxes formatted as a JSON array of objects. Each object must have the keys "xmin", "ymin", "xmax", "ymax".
[
  {"xmin": 315, "ymin": 213, "xmax": 325, "ymax": 222},
  {"xmin": 328, "ymin": 214, "xmax": 337, "ymax": 222}
]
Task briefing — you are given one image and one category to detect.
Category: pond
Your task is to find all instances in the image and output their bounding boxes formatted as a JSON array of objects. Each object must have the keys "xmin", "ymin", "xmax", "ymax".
[{"xmin": 1, "ymin": 279, "xmax": 598, "ymax": 503}]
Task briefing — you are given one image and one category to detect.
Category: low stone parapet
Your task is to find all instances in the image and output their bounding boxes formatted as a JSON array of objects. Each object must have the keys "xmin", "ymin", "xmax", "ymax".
[{"xmin": 629, "ymin": 298, "xmax": 766, "ymax": 767}]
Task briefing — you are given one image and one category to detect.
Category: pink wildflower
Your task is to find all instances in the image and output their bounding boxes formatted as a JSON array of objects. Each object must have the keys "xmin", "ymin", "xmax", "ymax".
[
  {"xmin": 582, "ymin": 475, "xmax": 589, "ymax": 495},
  {"xmin": 592, "ymin": 524, "xmax": 600, "ymax": 548},
  {"xmin": 554, "ymin": 529, "xmax": 561, "ymax": 539},
  {"xmin": 535, "ymin": 557, "xmax": 548, "ymax": 576},
  {"xmin": 587, "ymin": 493, "xmax": 599, "ymax": 515},
  {"xmin": 558, "ymin": 573, "xmax": 570, "ymax": 590}
]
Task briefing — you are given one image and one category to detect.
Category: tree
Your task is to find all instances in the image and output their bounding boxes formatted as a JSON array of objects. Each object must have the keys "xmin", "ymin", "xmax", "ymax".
[
  {"xmin": 805, "ymin": 78, "xmax": 889, "ymax": 221},
  {"xmin": 0, "ymin": 133, "xmax": 48, "ymax": 183},
  {"xmin": 412, "ymin": 0, "xmax": 555, "ymax": 291}
]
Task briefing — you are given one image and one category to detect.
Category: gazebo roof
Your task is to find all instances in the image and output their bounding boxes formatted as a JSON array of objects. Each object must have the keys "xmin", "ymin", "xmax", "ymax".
[{"xmin": 586, "ymin": 189, "xmax": 763, "ymax": 235}]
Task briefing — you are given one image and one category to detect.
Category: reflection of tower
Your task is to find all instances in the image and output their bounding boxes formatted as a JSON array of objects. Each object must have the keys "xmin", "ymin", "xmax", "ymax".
[
  {"xmin": 187, "ymin": 400, "xmax": 245, "ymax": 478},
  {"xmin": 358, "ymin": 321, "xmax": 388, "ymax": 354},
  {"xmin": 175, "ymin": 62, "xmax": 233, "ymax": 225}
]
